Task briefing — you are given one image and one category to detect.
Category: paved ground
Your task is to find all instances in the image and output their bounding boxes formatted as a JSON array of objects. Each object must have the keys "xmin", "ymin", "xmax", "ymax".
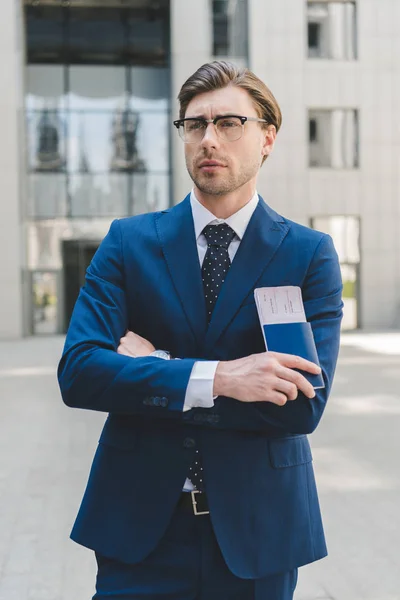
[{"xmin": 0, "ymin": 333, "xmax": 400, "ymax": 600}]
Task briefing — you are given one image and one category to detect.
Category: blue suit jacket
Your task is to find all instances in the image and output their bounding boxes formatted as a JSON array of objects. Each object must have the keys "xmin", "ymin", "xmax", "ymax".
[{"xmin": 58, "ymin": 194, "xmax": 343, "ymax": 579}]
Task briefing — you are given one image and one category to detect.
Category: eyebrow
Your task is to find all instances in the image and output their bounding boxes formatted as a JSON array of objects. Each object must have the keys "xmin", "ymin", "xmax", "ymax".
[{"xmin": 184, "ymin": 113, "xmax": 241, "ymax": 120}]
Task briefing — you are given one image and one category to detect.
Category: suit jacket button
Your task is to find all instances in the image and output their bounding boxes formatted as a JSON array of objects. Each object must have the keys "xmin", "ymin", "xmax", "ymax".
[
  {"xmin": 183, "ymin": 437, "xmax": 196, "ymax": 449},
  {"xmin": 153, "ymin": 396, "xmax": 161, "ymax": 406},
  {"xmin": 160, "ymin": 397, "xmax": 168, "ymax": 407}
]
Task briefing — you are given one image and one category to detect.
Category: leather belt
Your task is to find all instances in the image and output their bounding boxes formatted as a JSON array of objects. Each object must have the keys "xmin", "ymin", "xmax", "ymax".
[{"xmin": 179, "ymin": 490, "xmax": 210, "ymax": 516}]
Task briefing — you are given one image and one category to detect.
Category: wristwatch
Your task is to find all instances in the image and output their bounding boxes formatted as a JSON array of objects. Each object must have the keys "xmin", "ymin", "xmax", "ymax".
[{"xmin": 150, "ymin": 350, "xmax": 171, "ymax": 360}]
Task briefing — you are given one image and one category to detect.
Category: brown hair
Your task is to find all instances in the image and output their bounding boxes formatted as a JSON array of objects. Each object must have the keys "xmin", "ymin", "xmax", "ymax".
[{"xmin": 178, "ymin": 61, "xmax": 282, "ymax": 133}]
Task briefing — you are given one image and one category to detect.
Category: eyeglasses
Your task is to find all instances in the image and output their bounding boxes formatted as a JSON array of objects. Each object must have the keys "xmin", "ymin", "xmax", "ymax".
[{"xmin": 173, "ymin": 115, "xmax": 268, "ymax": 143}]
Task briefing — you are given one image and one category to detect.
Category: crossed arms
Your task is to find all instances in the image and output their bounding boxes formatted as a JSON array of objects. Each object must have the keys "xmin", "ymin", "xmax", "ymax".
[{"xmin": 58, "ymin": 219, "xmax": 343, "ymax": 436}]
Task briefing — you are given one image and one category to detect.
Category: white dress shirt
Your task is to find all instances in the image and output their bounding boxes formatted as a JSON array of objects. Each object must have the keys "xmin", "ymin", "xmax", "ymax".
[
  {"xmin": 180, "ymin": 190, "xmax": 259, "ymax": 490},
  {"xmin": 182, "ymin": 188, "xmax": 259, "ymax": 409}
]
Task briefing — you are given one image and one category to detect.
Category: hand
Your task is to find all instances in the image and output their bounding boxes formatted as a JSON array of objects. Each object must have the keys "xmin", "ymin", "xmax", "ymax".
[
  {"xmin": 117, "ymin": 330, "xmax": 155, "ymax": 358},
  {"xmin": 213, "ymin": 351, "xmax": 321, "ymax": 406}
]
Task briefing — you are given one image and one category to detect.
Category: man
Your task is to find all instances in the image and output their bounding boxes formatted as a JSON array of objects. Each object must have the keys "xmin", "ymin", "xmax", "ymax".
[{"xmin": 58, "ymin": 61, "xmax": 343, "ymax": 600}]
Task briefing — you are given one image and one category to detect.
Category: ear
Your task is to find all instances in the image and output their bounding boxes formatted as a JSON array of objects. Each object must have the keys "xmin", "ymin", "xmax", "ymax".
[{"xmin": 261, "ymin": 125, "xmax": 277, "ymax": 158}]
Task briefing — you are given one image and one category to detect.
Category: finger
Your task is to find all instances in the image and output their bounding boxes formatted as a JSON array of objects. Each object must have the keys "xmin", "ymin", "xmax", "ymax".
[
  {"xmin": 117, "ymin": 345, "xmax": 135, "ymax": 357},
  {"xmin": 125, "ymin": 331, "xmax": 139, "ymax": 339},
  {"xmin": 268, "ymin": 391, "xmax": 288, "ymax": 407},
  {"xmin": 274, "ymin": 378, "xmax": 298, "ymax": 401},
  {"xmin": 269, "ymin": 352, "xmax": 321, "ymax": 374},
  {"xmin": 276, "ymin": 365, "xmax": 315, "ymax": 399}
]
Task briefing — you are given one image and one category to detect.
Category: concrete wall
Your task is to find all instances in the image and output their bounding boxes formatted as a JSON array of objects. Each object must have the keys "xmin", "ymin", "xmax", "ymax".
[
  {"xmin": 0, "ymin": 0, "xmax": 26, "ymax": 338},
  {"xmin": 249, "ymin": 0, "xmax": 400, "ymax": 329},
  {"xmin": 170, "ymin": 0, "xmax": 212, "ymax": 203}
]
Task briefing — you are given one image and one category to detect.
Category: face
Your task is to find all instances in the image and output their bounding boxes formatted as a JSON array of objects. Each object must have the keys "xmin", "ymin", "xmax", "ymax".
[{"xmin": 183, "ymin": 85, "xmax": 276, "ymax": 197}]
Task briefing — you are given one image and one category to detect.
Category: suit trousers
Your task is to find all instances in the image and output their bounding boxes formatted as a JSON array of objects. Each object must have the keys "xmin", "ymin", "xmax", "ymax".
[{"xmin": 92, "ymin": 497, "xmax": 298, "ymax": 600}]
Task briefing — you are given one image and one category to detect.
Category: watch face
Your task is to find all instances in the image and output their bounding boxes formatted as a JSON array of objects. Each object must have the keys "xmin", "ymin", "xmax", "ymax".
[{"xmin": 152, "ymin": 350, "xmax": 170, "ymax": 360}]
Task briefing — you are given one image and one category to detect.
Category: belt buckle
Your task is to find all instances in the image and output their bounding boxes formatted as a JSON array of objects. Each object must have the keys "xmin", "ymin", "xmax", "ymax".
[{"xmin": 191, "ymin": 490, "xmax": 209, "ymax": 516}]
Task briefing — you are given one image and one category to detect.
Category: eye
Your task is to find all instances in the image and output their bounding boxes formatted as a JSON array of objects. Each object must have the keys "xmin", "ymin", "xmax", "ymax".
[
  {"xmin": 218, "ymin": 118, "xmax": 241, "ymax": 129},
  {"xmin": 186, "ymin": 120, "xmax": 205, "ymax": 132}
]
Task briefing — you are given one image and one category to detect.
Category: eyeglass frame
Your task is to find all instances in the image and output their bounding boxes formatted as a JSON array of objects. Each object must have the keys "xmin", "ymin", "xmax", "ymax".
[{"xmin": 173, "ymin": 115, "xmax": 269, "ymax": 143}]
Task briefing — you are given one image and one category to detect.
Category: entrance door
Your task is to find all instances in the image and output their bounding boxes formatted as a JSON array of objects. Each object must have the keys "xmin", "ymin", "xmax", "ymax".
[{"xmin": 62, "ymin": 240, "xmax": 99, "ymax": 332}]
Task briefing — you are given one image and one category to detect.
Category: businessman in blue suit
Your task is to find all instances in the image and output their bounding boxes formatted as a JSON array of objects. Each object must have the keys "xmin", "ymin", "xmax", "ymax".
[{"xmin": 58, "ymin": 61, "xmax": 343, "ymax": 599}]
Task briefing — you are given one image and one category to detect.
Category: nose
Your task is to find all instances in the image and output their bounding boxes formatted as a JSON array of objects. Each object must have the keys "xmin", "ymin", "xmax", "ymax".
[{"xmin": 200, "ymin": 122, "xmax": 220, "ymax": 149}]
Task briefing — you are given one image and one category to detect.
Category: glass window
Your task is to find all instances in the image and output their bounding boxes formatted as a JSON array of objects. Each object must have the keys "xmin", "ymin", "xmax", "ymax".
[
  {"xmin": 68, "ymin": 66, "xmax": 127, "ymax": 110},
  {"xmin": 130, "ymin": 67, "xmax": 169, "ymax": 110},
  {"xmin": 312, "ymin": 215, "xmax": 360, "ymax": 263},
  {"xmin": 25, "ymin": 5, "xmax": 65, "ymax": 64},
  {"xmin": 27, "ymin": 174, "xmax": 68, "ymax": 219},
  {"xmin": 32, "ymin": 271, "xmax": 59, "ymax": 335},
  {"xmin": 128, "ymin": 8, "xmax": 169, "ymax": 66},
  {"xmin": 27, "ymin": 221, "xmax": 64, "ymax": 270},
  {"xmin": 26, "ymin": 110, "xmax": 67, "ymax": 173},
  {"xmin": 68, "ymin": 111, "xmax": 116, "ymax": 174},
  {"xmin": 311, "ymin": 215, "xmax": 360, "ymax": 329},
  {"xmin": 25, "ymin": 2, "xmax": 170, "ymax": 67},
  {"xmin": 68, "ymin": 173, "xmax": 129, "ymax": 218},
  {"xmin": 307, "ymin": 1, "xmax": 357, "ymax": 60},
  {"xmin": 68, "ymin": 7, "xmax": 127, "ymax": 65},
  {"xmin": 26, "ymin": 66, "xmax": 66, "ymax": 111},
  {"xmin": 133, "ymin": 111, "xmax": 169, "ymax": 173},
  {"xmin": 130, "ymin": 174, "xmax": 170, "ymax": 215},
  {"xmin": 308, "ymin": 109, "xmax": 359, "ymax": 169},
  {"xmin": 212, "ymin": 0, "xmax": 248, "ymax": 63}
]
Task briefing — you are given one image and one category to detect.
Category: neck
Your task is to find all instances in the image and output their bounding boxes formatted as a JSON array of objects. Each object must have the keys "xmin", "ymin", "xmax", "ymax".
[{"xmin": 194, "ymin": 182, "xmax": 257, "ymax": 219}]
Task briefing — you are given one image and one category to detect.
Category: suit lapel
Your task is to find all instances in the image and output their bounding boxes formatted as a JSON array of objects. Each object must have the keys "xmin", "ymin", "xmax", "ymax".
[
  {"xmin": 156, "ymin": 195, "xmax": 207, "ymax": 346},
  {"xmin": 204, "ymin": 197, "xmax": 291, "ymax": 353}
]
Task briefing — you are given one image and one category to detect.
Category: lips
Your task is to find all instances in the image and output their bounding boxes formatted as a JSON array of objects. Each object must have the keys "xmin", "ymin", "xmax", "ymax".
[{"xmin": 198, "ymin": 160, "xmax": 226, "ymax": 168}]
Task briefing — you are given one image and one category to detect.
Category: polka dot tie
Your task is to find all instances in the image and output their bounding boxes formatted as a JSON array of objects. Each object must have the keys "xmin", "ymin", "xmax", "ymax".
[
  {"xmin": 201, "ymin": 223, "xmax": 236, "ymax": 324},
  {"xmin": 187, "ymin": 224, "xmax": 236, "ymax": 493},
  {"xmin": 188, "ymin": 448, "xmax": 204, "ymax": 492}
]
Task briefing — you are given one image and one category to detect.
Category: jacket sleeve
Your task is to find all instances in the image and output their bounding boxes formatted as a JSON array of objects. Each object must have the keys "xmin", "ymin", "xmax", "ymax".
[
  {"xmin": 184, "ymin": 233, "xmax": 343, "ymax": 435},
  {"xmin": 57, "ymin": 219, "xmax": 197, "ymax": 418}
]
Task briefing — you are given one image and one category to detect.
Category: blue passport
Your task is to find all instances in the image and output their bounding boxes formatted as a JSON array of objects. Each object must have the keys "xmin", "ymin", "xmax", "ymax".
[
  {"xmin": 263, "ymin": 322, "xmax": 324, "ymax": 389},
  {"xmin": 254, "ymin": 287, "xmax": 324, "ymax": 390}
]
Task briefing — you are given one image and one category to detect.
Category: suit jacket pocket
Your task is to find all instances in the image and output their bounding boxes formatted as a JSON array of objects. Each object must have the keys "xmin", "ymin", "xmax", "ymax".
[{"xmin": 268, "ymin": 435, "xmax": 312, "ymax": 468}]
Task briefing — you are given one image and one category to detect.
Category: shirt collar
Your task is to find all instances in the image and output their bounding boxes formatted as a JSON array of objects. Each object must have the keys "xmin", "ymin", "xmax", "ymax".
[{"xmin": 190, "ymin": 189, "xmax": 259, "ymax": 241}]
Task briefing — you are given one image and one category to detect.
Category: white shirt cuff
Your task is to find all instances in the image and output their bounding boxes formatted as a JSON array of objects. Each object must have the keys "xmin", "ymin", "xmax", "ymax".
[{"xmin": 183, "ymin": 361, "xmax": 219, "ymax": 412}]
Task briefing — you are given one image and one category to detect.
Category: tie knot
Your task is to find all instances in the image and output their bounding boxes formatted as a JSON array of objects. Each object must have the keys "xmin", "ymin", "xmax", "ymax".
[{"xmin": 202, "ymin": 224, "xmax": 236, "ymax": 249}]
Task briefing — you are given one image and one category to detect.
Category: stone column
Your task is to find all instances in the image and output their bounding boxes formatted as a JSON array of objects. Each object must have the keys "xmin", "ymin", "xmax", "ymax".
[
  {"xmin": 170, "ymin": 0, "xmax": 212, "ymax": 203},
  {"xmin": 0, "ymin": 0, "xmax": 26, "ymax": 338}
]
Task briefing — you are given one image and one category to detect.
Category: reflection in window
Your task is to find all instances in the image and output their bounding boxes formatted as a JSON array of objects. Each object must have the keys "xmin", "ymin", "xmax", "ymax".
[
  {"xmin": 68, "ymin": 66, "xmax": 126, "ymax": 110},
  {"xmin": 307, "ymin": 1, "xmax": 357, "ymax": 60},
  {"xmin": 131, "ymin": 174, "xmax": 170, "ymax": 215},
  {"xmin": 68, "ymin": 112, "xmax": 115, "ymax": 173},
  {"xmin": 212, "ymin": 0, "xmax": 248, "ymax": 63},
  {"xmin": 28, "ymin": 174, "xmax": 68, "ymax": 219},
  {"xmin": 26, "ymin": 111, "xmax": 67, "ymax": 172},
  {"xmin": 32, "ymin": 271, "xmax": 59, "ymax": 335},
  {"xmin": 130, "ymin": 67, "xmax": 169, "ymax": 110},
  {"xmin": 69, "ymin": 174, "xmax": 129, "ymax": 218},
  {"xmin": 309, "ymin": 109, "xmax": 359, "ymax": 169},
  {"xmin": 26, "ymin": 66, "xmax": 66, "ymax": 111},
  {"xmin": 24, "ymin": 5, "xmax": 171, "ymax": 220}
]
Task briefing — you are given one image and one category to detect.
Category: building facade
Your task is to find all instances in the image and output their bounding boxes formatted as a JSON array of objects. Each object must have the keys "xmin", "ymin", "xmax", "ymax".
[{"xmin": 1, "ymin": 0, "xmax": 399, "ymax": 338}]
